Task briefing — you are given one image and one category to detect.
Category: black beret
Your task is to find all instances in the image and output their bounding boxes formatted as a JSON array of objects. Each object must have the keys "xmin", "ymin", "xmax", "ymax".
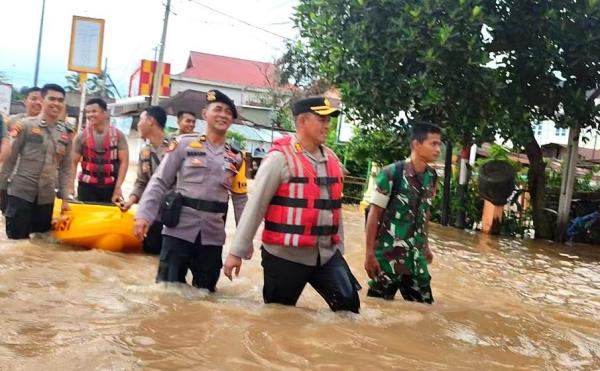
[
  {"xmin": 206, "ymin": 89, "xmax": 238, "ymax": 119},
  {"xmin": 291, "ymin": 96, "xmax": 340, "ymax": 117}
]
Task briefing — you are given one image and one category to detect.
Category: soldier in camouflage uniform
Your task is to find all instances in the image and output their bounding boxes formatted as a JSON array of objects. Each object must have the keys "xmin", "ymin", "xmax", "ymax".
[
  {"xmin": 364, "ymin": 122, "xmax": 441, "ymax": 303},
  {"xmin": 121, "ymin": 106, "xmax": 170, "ymax": 254}
]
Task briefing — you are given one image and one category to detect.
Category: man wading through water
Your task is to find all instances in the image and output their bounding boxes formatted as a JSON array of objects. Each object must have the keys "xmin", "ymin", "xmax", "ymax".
[{"xmin": 364, "ymin": 122, "xmax": 441, "ymax": 303}]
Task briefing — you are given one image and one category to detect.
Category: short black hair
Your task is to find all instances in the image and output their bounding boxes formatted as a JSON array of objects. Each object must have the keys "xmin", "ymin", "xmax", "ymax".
[
  {"xmin": 41, "ymin": 83, "xmax": 66, "ymax": 97},
  {"xmin": 177, "ymin": 110, "xmax": 196, "ymax": 119},
  {"xmin": 143, "ymin": 106, "xmax": 167, "ymax": 129},
  {"xmin": 86, "ymin": 98, "xmax": 108, "ymax": 111},
  {"xmin": 25, "ymin": 87, "xmax": 41, "ymax": 98},
  {"xmin": 410, "ymin": 121, "xmax": 442, "ymax": 143}
]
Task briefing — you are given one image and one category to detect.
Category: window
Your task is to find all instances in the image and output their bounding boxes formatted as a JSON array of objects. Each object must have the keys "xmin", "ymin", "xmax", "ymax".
[{"xmin": 555, "ymin": 127, "xmax": 567, "ymax": 136}]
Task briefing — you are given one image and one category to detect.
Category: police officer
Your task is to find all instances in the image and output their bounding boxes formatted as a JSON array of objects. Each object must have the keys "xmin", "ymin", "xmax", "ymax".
[
  {"xmin": 70, "ymin": 98, "xmax": 129, "ymax": 203},
  {"xmin": 2, "ymin": 84, "xmax": 72, "ymax": 239},
  {"xmin": 5, "ymin": 87, "xmax": 43, "ymax": 131},
  {"xmin": 224, "ymin": 96, "xmax": 361, "ymax": 313},
  {"xmin": 173, "ymin": 110, "xmax": 197, "ymax": 137},
  {"xmin": 120, "ymin": 106, "xmax": 170, "ymax": 254},
  {"xmin": 134, "ymin": 90, "xmax": 248, "ymax": 291},
  {"xmin": 0, "ymin": 87, "xmax": 43, "ymax": 213}
]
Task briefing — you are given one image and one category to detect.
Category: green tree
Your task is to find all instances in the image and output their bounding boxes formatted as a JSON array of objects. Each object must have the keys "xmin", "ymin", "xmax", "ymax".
[
  {"xmin": 64, "ymin": 72, "xmax": 117, "ymax": 99},
  {"xmin": 486, "ymin": 0, "xmax": 600, "ymax": 238},
  {"xmin": 283, "ymin": 0, "xmax": 600, "ymax": 239}
]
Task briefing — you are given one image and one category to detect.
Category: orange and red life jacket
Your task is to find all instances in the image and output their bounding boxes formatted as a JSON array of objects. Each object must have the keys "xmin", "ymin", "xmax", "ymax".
[
  {"xmin": 262, "ymin": 136, "xmax": 343, "ymax": 248},
  {"xmin": 78, "ymin": 126, "xmax": 119, "ymax": 186}
]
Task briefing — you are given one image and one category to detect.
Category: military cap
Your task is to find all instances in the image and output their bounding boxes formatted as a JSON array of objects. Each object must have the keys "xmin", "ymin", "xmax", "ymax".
[
  {"xmin": 291, "ymin": 96, "xmax": 340, "ymax": 117},
  {"xmin": 206, "ymin": 89, "xmax": 238, "ymax": 119}
]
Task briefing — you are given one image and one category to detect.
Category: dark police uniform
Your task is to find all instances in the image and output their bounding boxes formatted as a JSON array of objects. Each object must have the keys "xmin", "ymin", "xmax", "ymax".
[
  {"xmin": 136, "ymin": 90, "xmax": 247, "ymax": 291},
  {"xmin": 2, "ymin": 117, "xmax": 72, "ymax": 239},
  {"xmin": 129, "ymin": 138, "xmax": 170, "ymax": 254}
]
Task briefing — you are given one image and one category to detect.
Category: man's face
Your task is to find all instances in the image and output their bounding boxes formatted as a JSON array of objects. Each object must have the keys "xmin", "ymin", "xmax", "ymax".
[
  {"xmin": 299, "ymin": 113, "xmax": 331, "ymax": 145},
  {"xmin": 25, "ymin": 91, "xmax": 42, "ymax": 116},
  {"xmin": 203, "ymin": 102, "xmax": 233, "ymax": 134},
  {"xmin": 178, "ymin": 113, "xmax": 196, "ymax": 134},
  {"xmin": 42, "ymin": 90, "xmax": 65, "ymax": 120},
  {"xmin": 413, "ymin": 133, "xmax": 442, "ymax": 163},
  {"xmin": 85, "ymin": 103, "xmax": 107, "ymax": 130},
  {"xmin": 137, "ymin": 111, "xmax": 152, "ymax": 139}
]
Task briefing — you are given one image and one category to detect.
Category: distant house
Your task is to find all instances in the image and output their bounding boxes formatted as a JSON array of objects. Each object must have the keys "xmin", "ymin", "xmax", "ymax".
[{"xmin": 170, "ymin": 52, "xmax": 285, "ymax": 126}]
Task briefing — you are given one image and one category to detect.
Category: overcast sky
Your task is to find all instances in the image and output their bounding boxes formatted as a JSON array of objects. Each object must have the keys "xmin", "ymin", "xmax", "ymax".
[{"xmin": 0, "ymin": 0, "xmax": 298, "ymax": 96}]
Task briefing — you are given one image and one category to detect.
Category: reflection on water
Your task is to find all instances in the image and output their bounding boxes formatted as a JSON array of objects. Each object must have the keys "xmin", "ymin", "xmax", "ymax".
[{"xmin": 0, "ymin": 207, "xmax": 599, "ymax": 370}]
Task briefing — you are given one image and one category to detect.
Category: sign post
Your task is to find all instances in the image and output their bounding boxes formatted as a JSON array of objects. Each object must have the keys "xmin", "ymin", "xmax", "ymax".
[{"xmin": 67, "ymin": 15, "xmax": 104, "ymax": 131}]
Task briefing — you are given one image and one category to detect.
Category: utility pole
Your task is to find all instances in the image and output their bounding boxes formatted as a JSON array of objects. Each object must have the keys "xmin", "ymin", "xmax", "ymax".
[
  {"xmin": 555, "ymin": 125, "xmax": 580, "ymax": 242},
  {"xmin": 33, "ymin": 0, "xmax": 46, "ymax": 86},
  {"xmin": 151, "ymin": 0, "xmax": 171, "ymax": 105},
  {"xmin": 455, "ymin": 144, "xmax": 471, "ymax": 228},
  {"xmin": 440, "ymin": 141, "xmax": 453, "ymax": 226}
]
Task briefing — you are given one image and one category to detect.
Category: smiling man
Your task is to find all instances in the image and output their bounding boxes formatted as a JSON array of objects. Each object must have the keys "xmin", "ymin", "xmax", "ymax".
[
  {"xmin": 134, "ymin": 90, "xmax": 247, "ymax": 291},
  {"xmin": 2, "ymin": 84, "xmax": 73, "ymax": 239},
  {"xmin": 0, "ymin": 87, "xmax": 43, "ymax": 213},
  {"xmin": 70, "ymin": 98, "xmax": 129, "ymax": 203},
  {"xmin": 224, "ymin": 96, "xmax": 361, "ymax": 313}
]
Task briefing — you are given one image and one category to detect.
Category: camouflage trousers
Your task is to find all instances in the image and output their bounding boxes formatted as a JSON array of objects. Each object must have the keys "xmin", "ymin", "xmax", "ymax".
[{"xmin": 368, "ymin": 245, "xmax": 433, "ymax": 304}]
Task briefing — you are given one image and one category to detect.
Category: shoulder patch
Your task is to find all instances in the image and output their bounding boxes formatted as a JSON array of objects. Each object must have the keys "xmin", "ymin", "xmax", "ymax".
[
  {"xmin": 9, "ymin": 122, "xmax": 24, "ymax": 137},
  {"xmin": 167, "ymin": 140, "xmax": 178, "ymax": 152}
]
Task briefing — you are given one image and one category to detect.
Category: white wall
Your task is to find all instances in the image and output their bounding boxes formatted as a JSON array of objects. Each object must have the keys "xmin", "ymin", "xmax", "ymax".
[{"xmin": 533, "ymin": 120, "xmax": 600, "ymax": 150}]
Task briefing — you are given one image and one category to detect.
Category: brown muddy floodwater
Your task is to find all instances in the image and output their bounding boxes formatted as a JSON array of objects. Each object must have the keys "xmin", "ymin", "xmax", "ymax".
[{"xmin": 0, "ymin": 204, "xmax": 599, "ymax": 370}]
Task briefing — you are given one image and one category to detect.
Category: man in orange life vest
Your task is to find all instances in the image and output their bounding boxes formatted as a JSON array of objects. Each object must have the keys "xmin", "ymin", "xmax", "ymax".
[
  {"xmin": 224, "ymin": 96, "xmax": 361, "ymax": 313},
  {"xmin": 70, "ymin": 98, "xmax": 129, "ymax": 203}
]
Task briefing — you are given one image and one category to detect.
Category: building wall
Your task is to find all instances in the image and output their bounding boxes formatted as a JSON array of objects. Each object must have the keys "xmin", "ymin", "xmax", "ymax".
[{"xmin": 533, "ymin": 120, "xmax": 600, "ymax": 150}]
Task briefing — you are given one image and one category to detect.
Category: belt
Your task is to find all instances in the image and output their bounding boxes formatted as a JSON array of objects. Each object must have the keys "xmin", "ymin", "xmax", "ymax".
[{"xmin": 181, "ymin": 195, "xmax": 228, "ymax": 213}]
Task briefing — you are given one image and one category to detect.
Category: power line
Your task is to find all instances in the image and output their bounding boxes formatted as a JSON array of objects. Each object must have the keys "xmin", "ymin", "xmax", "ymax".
[{"xmin": 186, "ymin": 0, "xmax": 293, "ymax": 41}]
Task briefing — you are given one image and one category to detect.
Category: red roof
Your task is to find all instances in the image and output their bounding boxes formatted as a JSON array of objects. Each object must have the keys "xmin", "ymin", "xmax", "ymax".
[{"xmin": 178, "ymin": 52, "xmax": 276, "ymax": 89}]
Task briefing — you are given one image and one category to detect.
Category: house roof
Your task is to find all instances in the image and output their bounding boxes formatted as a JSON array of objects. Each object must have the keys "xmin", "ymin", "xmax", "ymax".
[
  {"xmin": 178, "ymin": 51, "xmax": 276, "ymax": 89},
  {"xmin": 541, "ymin": 142, "xmax": 600, "ymax": 161}
]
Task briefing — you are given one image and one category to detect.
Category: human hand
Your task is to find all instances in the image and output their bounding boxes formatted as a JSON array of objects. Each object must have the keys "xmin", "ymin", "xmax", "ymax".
[
  {"xmin": 133, "ymin": 218, "xmax": 149, "ymax": 240},
  {"xmin": 423, "ymin": 245, "xmax": 434, "ymax": 264},
  {"xmin": 119, "ymin": 199, "xmax": 134, "ymax": 212},
  {"xmin": 111, "ymin": 188, "xmax": 123, "ymax": 203},
  {"xmin": 223, "ymin": 254, "xmax": 242, "ymax": 280},
  {"xmin": 61, "ymin": 200, "xmax": 71, "ymax": 213},
  {"xmin": 364, "ymin": 252, "xmax": 382, "ymax": 279}
]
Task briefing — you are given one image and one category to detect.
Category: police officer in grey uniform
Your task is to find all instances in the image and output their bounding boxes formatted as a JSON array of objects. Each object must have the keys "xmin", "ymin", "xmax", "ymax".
[
  {"xmin": 134, "ymin": 90, "xmax": 248, "ymax": 291},
  {"xmin": 0, "ymin": 87, "xmax": 43, "ymax": 213},
  {"xmin": 121, "ymin": 106, "xmax": 170, "ymax": 254},
  {"xmin": 2, "ymin": 84, "xmax": 72, "ymax": 239},
  {"xmin": 172, "ymin": 110, "xmax": 197, "ymax": 137}
]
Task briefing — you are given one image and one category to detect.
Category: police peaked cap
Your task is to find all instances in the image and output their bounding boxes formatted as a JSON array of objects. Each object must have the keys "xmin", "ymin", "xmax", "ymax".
[
  {"xmin": 206, "ymin": 89, "xmax": 238, "ymax": 119},
  {"xmin": 291, "ymin": 96, "xmax": 340, "ymax": 117}
]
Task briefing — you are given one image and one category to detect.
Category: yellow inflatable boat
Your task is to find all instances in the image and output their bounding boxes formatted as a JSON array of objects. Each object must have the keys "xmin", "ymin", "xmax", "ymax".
[{"xmin": 51, "ymin": 200, "xmax": 142, "ymax": 252}]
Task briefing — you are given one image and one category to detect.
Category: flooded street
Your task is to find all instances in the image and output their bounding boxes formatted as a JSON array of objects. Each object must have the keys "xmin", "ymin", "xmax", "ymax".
[{"xmin": 1, "ymin": 202, "xmax": 599, "ymax": 370}]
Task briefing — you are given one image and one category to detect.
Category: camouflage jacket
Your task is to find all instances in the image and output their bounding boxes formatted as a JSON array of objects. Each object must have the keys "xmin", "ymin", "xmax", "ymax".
[{"xmin": 371, "ymin": 159, "xmax": 437, "ymax": 253}]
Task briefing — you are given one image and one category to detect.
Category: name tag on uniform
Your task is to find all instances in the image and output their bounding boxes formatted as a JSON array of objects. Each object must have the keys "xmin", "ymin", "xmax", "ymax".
[
  {"xmin": 187, "ymin": 151, "xmax": 206, "ymax": 157},
  {"xmin": 27, "ymin": 134, "xmax": 43, "ymax": 143}
]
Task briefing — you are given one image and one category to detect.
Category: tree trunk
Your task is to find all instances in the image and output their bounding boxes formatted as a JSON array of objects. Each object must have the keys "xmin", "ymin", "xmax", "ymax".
[{"xmin": 524, "ymin": 130, "xmax": 553, "ymax": 239}]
